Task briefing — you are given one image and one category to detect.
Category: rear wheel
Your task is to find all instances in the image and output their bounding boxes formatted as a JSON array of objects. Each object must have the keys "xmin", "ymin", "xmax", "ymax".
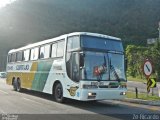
[
  {"xmin": 17, "ymin": 80, "xmax": 21, "ymax": 92},
  {"xmin": 12, "ymin": 78, "xmax": 21, "ymax": 92},
  {"xmin": 54, "ymin": 83, "xmax": 65, "ymax": 103},
  {"xmin": 13, "ymin": 79, "xmax": 17, "ymax": 91}
]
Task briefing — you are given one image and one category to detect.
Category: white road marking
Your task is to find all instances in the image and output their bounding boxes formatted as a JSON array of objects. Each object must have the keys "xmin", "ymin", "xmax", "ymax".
[
  {"xmin": 0, "ymin": 90, "xmax": 9, "ymax": 94},
  {"xmin": 23, "ymin": 97, "xmax": 42, "ymax": 105}
]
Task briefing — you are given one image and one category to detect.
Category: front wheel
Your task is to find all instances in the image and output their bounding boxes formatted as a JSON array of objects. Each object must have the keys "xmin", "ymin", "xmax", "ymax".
[{"xmin": 54, "ymin": 83, "xmax": 65, "ymax": 103}]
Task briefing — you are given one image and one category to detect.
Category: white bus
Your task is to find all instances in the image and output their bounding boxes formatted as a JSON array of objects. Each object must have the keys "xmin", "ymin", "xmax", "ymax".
[{"xmin": 6, "ymin": 32, "xmax": 127, "ymax": 102}]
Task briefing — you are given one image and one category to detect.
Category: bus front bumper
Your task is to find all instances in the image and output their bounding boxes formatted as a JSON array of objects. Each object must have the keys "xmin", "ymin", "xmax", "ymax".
[{"xmin": 80, "ymin": 89, "xmax": 127, "ymax": 101}]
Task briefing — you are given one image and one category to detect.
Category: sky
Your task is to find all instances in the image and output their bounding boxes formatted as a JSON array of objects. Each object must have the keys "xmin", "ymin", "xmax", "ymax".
[{"xmin": 0, "ymin": 0, "xmax": 17, "ymax": 9}]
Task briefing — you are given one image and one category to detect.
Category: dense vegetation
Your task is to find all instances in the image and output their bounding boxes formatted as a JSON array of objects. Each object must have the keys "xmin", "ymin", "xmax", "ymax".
[
  {"xmin": 0, "ymin": 0, "xmax": 160, "ymax": 70},
  {"xmin": 126, "ymin": 39, "xmax": 160, "ymax": 81}
]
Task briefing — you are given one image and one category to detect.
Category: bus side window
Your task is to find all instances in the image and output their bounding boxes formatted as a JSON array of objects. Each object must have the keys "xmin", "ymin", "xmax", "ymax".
[
  {"xmin": 11, "ymin": 53, "xmax": 16, "ymax": 63},
  {"xmin": 40, "ymin": 46, "xmax": 44, "ymax": 59},
  {"xmin": 8, "ymin": 54, "xmax": 11, "ymax": 63},
  {"xmin": 51, "ymin": 43, "xmax": 57, "ymax": 58},
  {"xmin": 16, "ymin": 51, "xmax": 23, "ymax": 62},
  {"xmin": 39, "ymin": 44, "xmax": 50, "ymax": 59},
  {"xmin": 23, "ymin": 49, "xmax": 30, "ymax": 61},
  {"xmin": 44, "ymin": 44, "xmax": 51, "ymax": 58},
  {"xmin": 57, "ymin": 41, "xmax": 64, "ymax": 57},
  {"xmin": 30, "ymin": 47, "xmax": 39, "ymax": 60}
]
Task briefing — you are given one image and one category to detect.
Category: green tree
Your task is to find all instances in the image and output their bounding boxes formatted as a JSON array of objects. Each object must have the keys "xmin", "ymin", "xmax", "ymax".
[{"xmin": 126, "ymin": 40, "xmax": 160, "ymax": 81}]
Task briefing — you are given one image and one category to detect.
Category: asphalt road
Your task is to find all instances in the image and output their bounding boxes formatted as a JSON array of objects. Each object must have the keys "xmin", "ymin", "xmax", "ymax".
[{"xmin": 0, "ymin": 78, "xmax": 160, "ymax": 120}]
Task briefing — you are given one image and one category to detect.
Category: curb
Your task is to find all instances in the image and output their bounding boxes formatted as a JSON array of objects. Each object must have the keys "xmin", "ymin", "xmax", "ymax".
[{"xmin": 121, "ymin": 98, "xmax": 160, "ymax": 106}]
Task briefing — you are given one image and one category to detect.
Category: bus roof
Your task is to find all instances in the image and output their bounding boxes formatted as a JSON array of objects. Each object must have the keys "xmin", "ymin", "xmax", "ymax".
[{"xmin": 8, "ymin": 32, "xmax": 121, "ymax": 54}]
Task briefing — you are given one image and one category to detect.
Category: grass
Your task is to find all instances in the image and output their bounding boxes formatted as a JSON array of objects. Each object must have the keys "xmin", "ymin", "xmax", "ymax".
[{"xmin": 127, "ymin": 91, "xmax": 160, "ymax": 101}]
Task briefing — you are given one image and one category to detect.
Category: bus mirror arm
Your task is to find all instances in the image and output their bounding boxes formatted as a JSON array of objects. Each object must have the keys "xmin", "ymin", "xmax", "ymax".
[
  {"xmin": 79, "ymin": 53, "xmax": 84, "ymax": 68},
  {"xmin": 125, "ymin": 57, "xmax": 128, "ymax": 72}
]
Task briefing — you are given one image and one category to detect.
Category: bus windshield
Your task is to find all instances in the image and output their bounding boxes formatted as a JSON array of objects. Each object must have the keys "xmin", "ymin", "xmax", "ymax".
[
  {"xmin": 82, "ymin": 51, "xmax": 126, "ymax": 82},
  {"xmin": 81, "ymin": 35, "xmax": 123, "ymax": 52}
]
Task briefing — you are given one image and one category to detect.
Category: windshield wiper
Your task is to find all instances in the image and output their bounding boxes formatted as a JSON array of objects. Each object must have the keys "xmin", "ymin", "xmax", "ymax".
[
  {"xmin": 110, "ymin": 65, "xmax": 120, "ymax": 82},
  {"xmin": 109, "ymin": 55, "xmax": 120, "ymax": 82}
]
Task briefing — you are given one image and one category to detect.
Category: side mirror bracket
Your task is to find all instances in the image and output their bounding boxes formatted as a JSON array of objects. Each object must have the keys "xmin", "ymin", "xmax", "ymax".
[
  {"xmin": 125, "ymin": 57, "xmax": 128, "ymax": 72},
  {"xmin": 79, "ymin": 53, "xmax": 84, "ymax": 68}
]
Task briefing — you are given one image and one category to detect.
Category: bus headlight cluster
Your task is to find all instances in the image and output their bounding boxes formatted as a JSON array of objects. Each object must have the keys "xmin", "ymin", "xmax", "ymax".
[
  {"xmin": 82, "ymin": 84, "xmax": 98, "ymax": 89},
  {"xmin": 120, "ymin": 92, "xmax": 126, "ymax": 95},
  {"xmin": 88, "ymin": 92, "xmax": 96, "ymax": 99},
  {"xmin": 88, "ymin": 92, "xmax": 96, "ymax": 96}
]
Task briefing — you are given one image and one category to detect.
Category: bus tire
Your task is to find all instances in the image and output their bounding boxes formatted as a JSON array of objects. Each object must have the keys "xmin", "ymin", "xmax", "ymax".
[
  {"xmin": 13, "ymin": 79, "xmax": 17, "ymax": 91},
  {"xmin": 12, "ymin": 78, "xmax": 21, "ymax": 92},
  {"xmin": 16, "ymin": 78, "xmax": 21, "ymax": 92},
  {"xmin": 54, "ymin": 83, "xmax": 65, "ymax": 103}
]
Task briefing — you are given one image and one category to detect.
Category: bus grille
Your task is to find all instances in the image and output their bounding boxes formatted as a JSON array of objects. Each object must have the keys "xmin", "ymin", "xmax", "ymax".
[{"xmin": 98, "ymin": 85, "xmax": 119, "ymax": 88}]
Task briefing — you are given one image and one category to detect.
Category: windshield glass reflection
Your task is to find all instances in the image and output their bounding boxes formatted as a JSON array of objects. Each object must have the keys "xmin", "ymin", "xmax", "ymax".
[
  {"xmin": 109, "ymin": 53, "xmax": 126, "ymax": 81},
  {"xmin": 82, "ymin": 51, "xmax": 126, "ymax": 81},
  {"xmin": 83, "ymin": 51, "xmax": 109, "ymax": 80}
]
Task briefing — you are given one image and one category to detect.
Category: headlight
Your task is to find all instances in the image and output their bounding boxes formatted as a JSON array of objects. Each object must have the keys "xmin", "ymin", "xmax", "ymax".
[{"xmin": 120, "ymin": 92, "xmax": 126, "ymax": 95}]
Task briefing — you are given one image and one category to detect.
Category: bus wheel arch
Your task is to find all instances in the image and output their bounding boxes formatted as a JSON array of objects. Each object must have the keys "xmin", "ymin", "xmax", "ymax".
[{"xmin": 52, "ymin": 80, "xmax": 65, "ymax": 103}]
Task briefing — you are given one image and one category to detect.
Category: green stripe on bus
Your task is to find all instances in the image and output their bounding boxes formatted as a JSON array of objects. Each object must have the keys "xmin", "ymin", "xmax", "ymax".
[{"xmin": 31, "ymin": 60, "xmax": 53, "ymax": 91}]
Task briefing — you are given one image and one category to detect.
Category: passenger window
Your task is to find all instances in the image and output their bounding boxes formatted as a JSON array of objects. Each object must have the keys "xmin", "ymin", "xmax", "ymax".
[
  {"xmin": 40, "ymin": 44, "xmax": 50, "ymax": 59},
  {"xmin": 8, "ymin": 54, "xmax": 11, "ymax": 63},
  {"xmin": 40, "ymin": 47, "xmax": 44, "ymax": 59},
  {"xmin": 16, "ymin": 51, "xmax": 23, "ymax": 61},
  {"xmin": 51, "ymin": 40, "xmax": 65, "ymax": 58},
  {"xmin": 23, "ymin": 49, "xmax": 30, "ymax": 61},
  {"xmin": 51, "ymin": 43, "xmax": 57, "ymax": 58},
  {"xmin": 57, "ymin": 41, "xmax": 64, "ymax": 57},
  {"xmin": 30, "ymin": 47, "xmax": 39, "ymax": 60},
  {"xmin": 11, "ymin": 53, "xmax": 16, "ymax": 62}
]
